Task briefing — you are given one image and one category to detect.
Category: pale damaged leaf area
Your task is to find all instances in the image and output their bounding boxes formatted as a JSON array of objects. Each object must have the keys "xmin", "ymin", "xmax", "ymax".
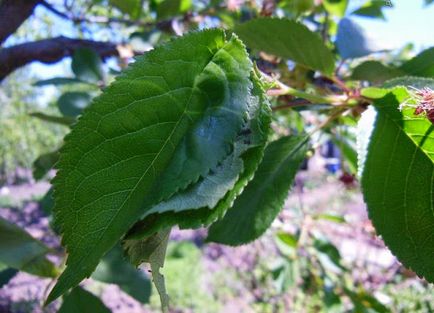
[{"xmin": 123, "ymin": 230, "xmax": 171, "ymax": 312}]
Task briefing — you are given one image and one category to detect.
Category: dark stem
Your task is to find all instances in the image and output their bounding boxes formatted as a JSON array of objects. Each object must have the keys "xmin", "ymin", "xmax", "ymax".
[
  {"xmin": 0, "ymin": 0, "xmax": 41, "ymax": 45},
  {"xmin": 0, "ymin": 36, "xmax": 123, "ymax": 81}
]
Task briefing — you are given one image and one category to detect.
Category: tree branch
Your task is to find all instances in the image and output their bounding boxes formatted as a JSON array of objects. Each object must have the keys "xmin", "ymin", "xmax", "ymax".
[
  {"xmin": 0, "ymin": 36, "xmax": 123, "ymax": 81},
  {"xmin": 0, "ymin": 0, "xmax": 41, "ymax": 45},
  {"xmin": 40, "ymin": 0, "xmax": 172, "ymax": 29}
]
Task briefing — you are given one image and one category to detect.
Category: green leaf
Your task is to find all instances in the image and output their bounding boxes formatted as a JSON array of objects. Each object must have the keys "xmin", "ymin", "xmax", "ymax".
[
  {"xmin": 399, "ymin": 47, "xmax": 434, "ymax": 78},
  {"xmin": 58, "ymin": 287, "xmax": 111, "ymax": 313},
  {"xmin": 207, "ymin": 135, "xmax": 309, "ymax": 246},
  {"xmin": 234, "ymin": 17, "xmax": 335, "ymax": 75},
  {"xmin": 47, "ymin": 29, "xmax": 253, "ymax": 304},
  {"xmin": 351, "ymin": 61, "xmax": 403, "ymax": 84},
  {"xmin": 57, "ymin": 92, "xmax": 91, "ymax": 117},
  {"xmin": 0, "ymin": 217, "xmax": 57, "ymax": 278},
  {"xmin": 157, "ymin": 0, "xmax": 192, "ymax": 19},
  {"xmin": 39, "ymin": 188, "xmax": 55, "ymax": 216},
  {"xmin": 314, "ymin": 213, "xmax": 346, "ymax": 224},
  {"xmin": 278, "ymin": 0, "xmax": 315, "ymax": 16},
  {"xmin": 276, "ymin": 232, "xmax": 298, "ymax": 248},
  {"xmin": 92, "ymin": 245, "xmax": 151, "ymax": 303},
  {"xmin": 351, "ymin": 1, "xmax": 391, "ymax": 19},
  {"xmin": 123, "ymin": 229, "xmax": 171, "ymax": 312},
  {"xmin": 110, "ymin": 0, "xmax": 143, "ymax": 18},
  {"xmin": 123, "ymin": 72, "xmax": 271, "ymax": 238},
  {"xmin": 360, "ymin": 87, "xmax": 390, "ymax": 99},
  {"xmin": 33, "ymin": 77, "xmax": 89, "ymax": 87},
  {"xmin": 29, "ymin": 112, "xmax": 75, "ymax": 126},
  {"xmin": 345, "ymin": 289, "xmax": 390, "ymax": 313},
  {"xmin": 331, "ymin": 136, "xmax": 357, "ymax": 173},
  {"xmin": 71, "ymin": 48, "xmax": 104, "ymax": 83},
  {"xmin": 361, "ymin": 88, "xmax": 434, "ymax": 282},
  {"xmin": 33, "ymin": 150, "xmax": 58, "ymax": 180},
  {"xmin": 313, "ymin": 237, "xmax": 344, "ymax": 271},
  {"xmin": 322, "ymin": 0, "xmax": 348, "ymax": 17},
  {"xmin": 0, "ymin": 267, "xmax": 18, "ymax": 288}
]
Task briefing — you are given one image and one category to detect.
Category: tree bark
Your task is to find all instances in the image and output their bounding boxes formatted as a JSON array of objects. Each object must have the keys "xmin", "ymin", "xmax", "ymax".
[
  {"xmin": 0, "ymin": 0, "xmax": 41, "ymax": 45},
  {"xmin": 0, "ymin": 36, "xmax": 121, "ymax": 81}
]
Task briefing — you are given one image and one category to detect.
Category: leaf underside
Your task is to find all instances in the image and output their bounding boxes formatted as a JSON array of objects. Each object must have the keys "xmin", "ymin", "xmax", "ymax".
[
  {"xmin": 361, "ymin": 88, "xmax": 434, "ymax": 282},
  {"xmin": 47, "ymin": 29, "xmax": 254, "ymax": 303},
  {"xmin": 0, "ymin": 217, "xmax": 57, "ymax": 278},
  {"xmin": 92, "ymin": 244, "xmax": 151, "ymax": 303},
  {"xmin": 233, "ymin": 17, "xmax": 335, "ymax": 75},
  {"xmin": 58, "ymin": 286, "xmax": 111, "ymax": 313}
]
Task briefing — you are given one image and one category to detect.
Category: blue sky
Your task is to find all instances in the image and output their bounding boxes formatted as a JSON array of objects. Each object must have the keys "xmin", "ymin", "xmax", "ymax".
[{"xmin": 353, "ymin": 0, "xmax": 434, "ymax": 52}]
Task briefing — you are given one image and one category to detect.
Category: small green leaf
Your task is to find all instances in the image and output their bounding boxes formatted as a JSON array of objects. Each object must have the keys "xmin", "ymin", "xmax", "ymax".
[
  {"xmin": 345, "ymin": 289, "xmax": 390, "ymax": 313},
  {"xmin": 361, "ymin": 88, "xmax": 434, "ymax": 282},
  {"xmin": 351, "ymin": 0, "xmax": 390, "ymax": 19},
  {"xmin": 71, "ymin": 48, "xmax": 104, "ymax": 83},
  {"xmin": 110, "ymin": 0, "xmax": 143, "ymax": 18},
  {"xmin": 276, "ymin": 232, "xmax": 298, "ymax": 248},
  {"xmin": 39, "ymin": 188, "xmax": 55, "ymax": 216},
  {"xmin": 157, "ymin": 0, "xmax": 192, "ymax": 19},
  {"xmin": 313, "ymin": 237, "xmax": 344, "ymax": 271},
  {"xmin": 207, "ymin": 135, "xmax": 309, "ymax": 246},
  {"xmin": 58, "ymin": 287, "xmax": 111, "ymax": 313},
  {"xmin": 399, "ymin": 47, "xmax": 434, "ymax": 78},
  {"xmin": 29, "ymin": 112, "xmax": 75, "ymax": 126},
  {"xmin": 278, "ymin": 0, "xmax": 315, "ymax": 16},
  {"xmin": 351, "ymin": 61, "xmax": 403, "ymax": 84},
  {"xmin": 92, "ymin": 245, "xmax": 151, "ymax": 303},
  {"xmin": 360, "ymin": 87, "xmax": 389, "ymax": 99},
  {"xmin": 47, "ymin": 29, "xmax": 253, "ymax": 304},
  {"xmin": 34, "ymin": 77, "xmax": 89, "ymax": 87},
  {"xmin": 234, "ymin": 18, "xmax": 335, "ymax": 75},
  {"xmin": 57, "ymin": 92, "xmax": 91, "ymax": 117},
  {"xmin": 322, "ymin": 0, "xmax": 348, "ymax": 17},
  {"xmin": 33, "ymin": 150, "xmax": 58, "ymax": 181},
  {"xmin": 314, "ymin": 213, "xmax": 346, "ymax": 224},
  {"xmin": 331, "ymin": 136, "xmax": 357, "ymax": 174},
  {"xmin": 0, "ymin": 267, "xmax": 18, "ymax": 288},
  {"xmin": 0, "ymin": 217, "xmax": 57, "ymax": 278}
]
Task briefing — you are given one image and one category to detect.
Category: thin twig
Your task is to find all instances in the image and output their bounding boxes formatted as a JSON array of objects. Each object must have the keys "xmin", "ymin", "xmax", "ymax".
[
  {"xmin": 330, "ymin": 75, "xmax": 351, "ymax": 94},
  {"xmin": 335, "ymin": 59, "xmax": 346, "ymax": 76},
  {"xmin": 41, "ymin": 0, "xmax": 171, "ymax": 28},
  {"xmin": 272, "ymin": 99, "xmax": 312, "ymax": 111},
  {"xmin": 261, "ymin": 71, "xmax": 332, "ymax": 104}
]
